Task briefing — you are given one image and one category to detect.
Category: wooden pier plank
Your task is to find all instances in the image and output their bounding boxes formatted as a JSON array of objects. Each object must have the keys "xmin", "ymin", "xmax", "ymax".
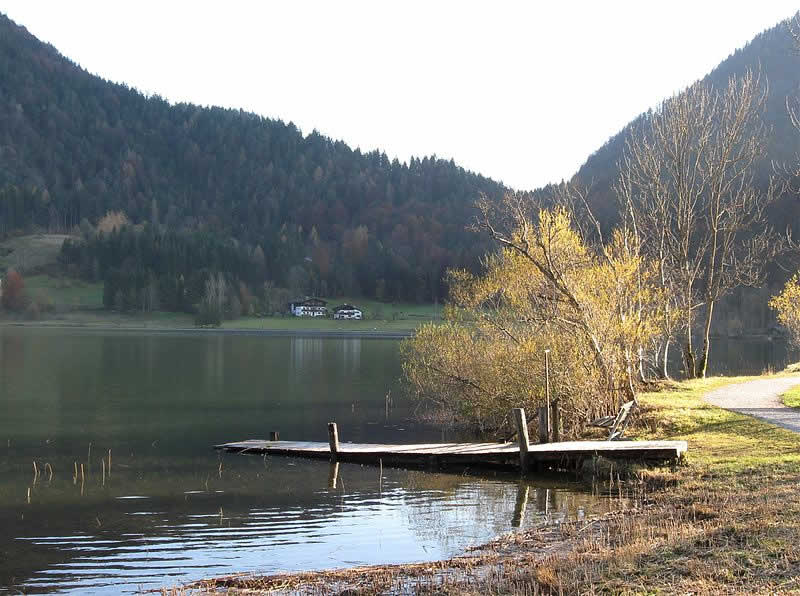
[{"xmin": 215, "ymin": 438, "xmax": 687, "ymax": 467}]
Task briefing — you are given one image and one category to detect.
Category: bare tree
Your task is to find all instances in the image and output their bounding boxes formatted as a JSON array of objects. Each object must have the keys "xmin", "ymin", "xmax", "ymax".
[
  {"xmin": 785, "ymin": 15, "xmax": 800, "ymax": 185},
  {"xmin": 620, "ymin": 70, "xmax": 785, "ymax": 378},
  {"xmin": 548, "ymin": 181, "xmax": 654, "ymax": 385},
  {"xmin": 197, "ymin": 272, "xmax": 227, "ymax": 326}
]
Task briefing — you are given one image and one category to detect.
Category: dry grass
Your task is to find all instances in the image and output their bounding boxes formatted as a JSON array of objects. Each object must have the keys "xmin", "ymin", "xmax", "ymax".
[
  {"xmin": 165, "ymin": 374, "xmax": 800, "ymax": 595},
  {"xmin": 164, "ymin": 523, "xmax": 569, "ymax": 595}
]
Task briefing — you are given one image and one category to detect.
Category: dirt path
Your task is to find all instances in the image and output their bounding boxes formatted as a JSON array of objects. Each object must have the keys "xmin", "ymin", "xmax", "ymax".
[{"xmin": 704, "ymin": 375, "xmax": 800, "ymax": 434}]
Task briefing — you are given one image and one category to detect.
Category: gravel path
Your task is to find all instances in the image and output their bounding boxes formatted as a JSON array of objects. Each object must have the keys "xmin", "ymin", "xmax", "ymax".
[{"xmin": 704, "ymin": 375, "xmax": 800, "ymax": 434}]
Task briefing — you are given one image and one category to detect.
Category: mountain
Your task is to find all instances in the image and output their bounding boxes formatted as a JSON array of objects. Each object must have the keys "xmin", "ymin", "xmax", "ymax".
[
  {"xmin": 566, "ymin": 15, "xmax": 800, "ymax": 335},
  {"xmin": 4, "ymin": 11, "xmax": 800, "ymax": 319},
  {"xmin": 572, "ymin": 15, "xmax": 800, "ymax": 229},
  {"xmin": 0, "ymin": 13, "xmax": 504, "ymax": 303}
]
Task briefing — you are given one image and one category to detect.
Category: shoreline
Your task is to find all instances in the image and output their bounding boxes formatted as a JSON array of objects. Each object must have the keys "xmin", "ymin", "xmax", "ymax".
[
  {"xmin": 0, "ymin": 321, "xmax": 414, "ymax": 339},
  {"xmin": 1, "ymin": 318, "xmax": 783, "ymax": 343},
  {"xmin": 165, "ymin": 374, "xmax": 800, "ymax": 594},
  {"xmin": 2, "ymin": 321, "xmax": 785, "ymax": 343},
  {"xmin": 175, "ymin": 515, "xmax": 599, "ymax": 594}
]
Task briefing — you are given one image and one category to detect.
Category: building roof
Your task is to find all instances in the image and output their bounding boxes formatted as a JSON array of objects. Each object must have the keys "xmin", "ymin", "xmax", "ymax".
[
  {"xmin": 332, "ymin": 304, "xmax": 360, "ymax": 311},
  {"xmin": 290, "ymin": 297, "xmax": 327, "ymax": 307}
]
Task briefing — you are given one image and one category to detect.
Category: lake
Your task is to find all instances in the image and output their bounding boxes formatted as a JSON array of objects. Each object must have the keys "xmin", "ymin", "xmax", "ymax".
[{"xmin": 0, "ymin": 327, "xmax": 622, "ymax": 594}]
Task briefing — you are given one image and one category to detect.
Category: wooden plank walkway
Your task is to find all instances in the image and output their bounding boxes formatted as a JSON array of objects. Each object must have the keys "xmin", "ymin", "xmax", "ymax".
[{"xmin": 215, "ymin": 438, "xmax": 687, "ymax": 471}]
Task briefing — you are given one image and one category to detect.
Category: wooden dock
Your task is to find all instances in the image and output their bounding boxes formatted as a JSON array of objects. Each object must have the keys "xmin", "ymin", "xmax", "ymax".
[
  {"xmin": 215, "ymin": 438, "xmax": 687, "ymax": 472},
  {"xmin": 216, "ymin": 409, "xmax": 686, "ymax": 473}
]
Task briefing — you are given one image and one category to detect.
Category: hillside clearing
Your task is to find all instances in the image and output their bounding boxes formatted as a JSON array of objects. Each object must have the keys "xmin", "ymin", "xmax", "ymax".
[{"xmin": 0, "ymin": 234, "xmax": 71, "ymax": 273}]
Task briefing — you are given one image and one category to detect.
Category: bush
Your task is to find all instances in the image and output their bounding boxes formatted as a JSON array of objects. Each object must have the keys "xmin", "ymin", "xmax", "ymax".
[
  {"xmin": 770, "ymin": 274, "xmax": 800, "ymax": 345},
  {"xmin": 1, "ymin": 268, "xmax": 27, "ymax": 311}
]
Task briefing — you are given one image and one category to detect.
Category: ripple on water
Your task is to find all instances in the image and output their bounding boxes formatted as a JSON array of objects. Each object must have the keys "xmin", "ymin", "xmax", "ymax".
[{"xmin": 12, "ymin": 476, "xmax": 607, "ymax": 595}]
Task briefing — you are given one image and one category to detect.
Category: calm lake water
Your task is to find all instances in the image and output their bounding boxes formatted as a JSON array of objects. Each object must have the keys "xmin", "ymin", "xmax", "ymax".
[
  {"xmin": 702, "ymin": 336, "xmax": 795, "ymax": 375},
  {"xmin": 0, "ymin": 327, "xmax": 621, "ymax": 594}
]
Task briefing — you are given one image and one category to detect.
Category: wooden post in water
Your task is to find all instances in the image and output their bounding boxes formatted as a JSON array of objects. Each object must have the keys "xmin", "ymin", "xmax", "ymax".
[
  {"xmin": 512, "ymin": 408, "xmax": 530, "ymax": 472},
  {"xmin": 328, "ymin": 461, "xmax": 340, "ymax": 489},
  {"xmin": 512, "ymin": 482, "xmax": 530, "ymax": 528},
  {"xmin": 538, "ymin": 407, "xmax": 549, "ymax": 444},
  {"xmin": 327, "ymin": 422, "xmax": 339, "ymax": 459},
  {"xmin": 551, "ymin": 399, "xmax": 560, "ymax": 443},
  {"xmin": 269, "ymin": 431, "xmax": 280, "ymax": 441}
]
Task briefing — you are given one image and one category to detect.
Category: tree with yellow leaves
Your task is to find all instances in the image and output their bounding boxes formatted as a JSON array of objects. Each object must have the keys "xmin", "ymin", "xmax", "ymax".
[
  {"xmin": 769, "ymin": 275, "xmax": 800, "ymax": 346},
  {"xmin": 96, "ymin": 211, "xmax": 130, "ymax": 235},
  {"xmin": 401, "ymin": 194, "xmax": 662, "ymax": 436}
]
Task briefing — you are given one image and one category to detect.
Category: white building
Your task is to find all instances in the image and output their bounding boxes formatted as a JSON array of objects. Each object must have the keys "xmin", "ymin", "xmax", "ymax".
[
  {"xmin": 288, "ymin": 297, "xmax": 328, "ymax": 317},
  {"xmin": 332, "ymin": 304, "xmax": 362, "ymax": 320}
]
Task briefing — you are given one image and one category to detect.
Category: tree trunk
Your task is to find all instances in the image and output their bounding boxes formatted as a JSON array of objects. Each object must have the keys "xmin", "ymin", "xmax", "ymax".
[
  {"xmin": 637, "ymin": 346, "xmax": 647, "ymax": 383},
  {"xmin": 662, "ymin": 337, "xmax": 671, "ymax": 380},
  {"xmin": 684, "ymin": 343, "xmax": 696, "ymax": 378},
  {"xmin": 698, "ymin": 300, "xmax": 715, "ymax": 379},
  {"xmin": 684, "ymin": 286, "xmax": 697, "ymax": 378},
  {"xmin": 625, "ymin": 351, "xmax": 638, "ymax": 405}
]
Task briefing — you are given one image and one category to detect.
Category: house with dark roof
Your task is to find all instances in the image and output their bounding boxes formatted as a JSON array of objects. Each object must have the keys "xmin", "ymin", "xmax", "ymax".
[{"xmin": 288, "ymin": 297, "xmax": 328, "ymax": 317}]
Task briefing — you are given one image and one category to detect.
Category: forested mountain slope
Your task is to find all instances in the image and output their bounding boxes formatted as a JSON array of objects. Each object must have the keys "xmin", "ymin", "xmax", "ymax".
[
  {"xmin": 4, "ymin": 10, "xmax": 800, "ymax": 318},
  {"xmin": 573, "ymin": 16, "xmax": 800, "ymax": 229},
  {"xmin": 566, "ymin": 15, "xmax": 800, "ymax": 335},
  {"xmin": 0, "ymin": 14, "xmax": 503, "ymax": 302}
]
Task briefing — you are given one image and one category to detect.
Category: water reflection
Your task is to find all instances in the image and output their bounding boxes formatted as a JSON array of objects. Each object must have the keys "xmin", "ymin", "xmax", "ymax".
[
  {"xmin": 0, "ymin": 327, "xmax": 650, "ymax": 593},
  {"xmin": 512, "ymin": 483, "xmax": 529, "ymax": 527},
  {"xmin": 328, "ymin": 461, "xmax": 340, "ymax": 489},
  {"xmin": 3, "ymin": 455, "xmax": 611, "ymax": 594},
  {"xmin": 672, "ymin": 336, "xmax": 796, "ymax": 376}
]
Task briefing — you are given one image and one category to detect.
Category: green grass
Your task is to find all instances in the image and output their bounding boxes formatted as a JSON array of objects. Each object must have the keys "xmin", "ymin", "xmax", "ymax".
[
  {"xmin": 782, "ymin": 385, "xmax": 800, "ymax": 409},
  {"xmin": 7, "ymin": 311, "xmax": 427, "ymax": 332},
  {"xmin": 636, "ymin": 376, "xmax": 800, "ymax": 473},
  {"xmin": 2, "ymin": 302, "xmax": 436, "ymax": 332},
  {"xmin": 3, "ymin": 284, "xmax": 441, "ymax": 331},
  {"xmin": 235, "ymin": 296, "xmax": 442, "ymax": 331},
  {"xmin": 3, "ymin": 309, "xmax": 196, "ymax": 328},
  {"xmin": 24, "ymin": 274, "xmax": 104, "ymax": 309},
  {"xmin": 0, "ymin": 234, "xmax": 73, "ymax": 272},
  {"xmin": 222, "ymin": 315, "xmax": 421, "ymax": 332},
  {"xmin": 318, "ymin": 296, "xmax": 443, "ymax": 321}
]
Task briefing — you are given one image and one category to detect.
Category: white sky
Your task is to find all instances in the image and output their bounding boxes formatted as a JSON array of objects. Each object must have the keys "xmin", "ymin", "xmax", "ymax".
[{"xmin": 1, "ymin": 1, "xmax": 798, "ymax": 190}]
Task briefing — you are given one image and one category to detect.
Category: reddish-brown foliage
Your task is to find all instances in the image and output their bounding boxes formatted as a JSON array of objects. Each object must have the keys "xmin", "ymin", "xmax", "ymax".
[{"xmin": 2, "ymin": 268, "xmax": 26, "ymax": 311}]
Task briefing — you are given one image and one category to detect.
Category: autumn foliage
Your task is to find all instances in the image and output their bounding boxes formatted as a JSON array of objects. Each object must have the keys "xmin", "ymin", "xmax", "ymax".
[
  {"xmin": 769, "ymin": 275, "xmax": 800, "ymax": 346},
  {"xmin": 1, "ymin": 268, "xmax": 26, "ymax": 311},
  {"xmin": 96, "ymin": 211, "xmax": 130, "ymax": 235},
  {"xmin": 401, "ymin": 201, "xmax": 662, "ymax": 437}
]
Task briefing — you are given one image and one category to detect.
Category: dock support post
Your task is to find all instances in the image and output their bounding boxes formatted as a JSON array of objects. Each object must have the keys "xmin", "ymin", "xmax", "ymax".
[
  {"xmin": 327, "ymin": 422, "xmax": 339, "ymax": 458},
  {"xmin": 512, "ymin": 482, "xmax": 530, "ymax": 527},
  {"xmin": 513, "ymin": 408, "xmax": 530, "ymax": 472},
  {"xmin": 551, "ymin": 399, "xmax": 560, "ymax": 443},
  {"xmin": 538, "ymin": 406, "xmax": 549, "ymax": 443},
  {"xmin": 269, "ymin": 431, "xmax": 280, "ymax": 441},
  {"xmin": 328, "ymin": 461, "xmax": 340, "ymax": 489}
]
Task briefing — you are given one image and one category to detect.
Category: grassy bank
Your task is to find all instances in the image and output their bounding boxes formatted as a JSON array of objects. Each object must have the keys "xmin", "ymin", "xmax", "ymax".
[
  {"xmin": 1, "ymin": 310, "xmax": 429, "ymax": 333},
  {"xmin": 1, "ymin": 233, "xmax": 443, "ymax": 333},
  {"xmin": 25, "ymin": 274, "xmax": 104, "ymax": 309},
  {"xmin": 0, "ymin": 234, "xmax": 71, "ymax": 272},
  {"xmin": 174, "ymin": 374, "xmax": 800, "ymax": 594},
  {"xmin": 783, "ymin": 385, "xmax": 800, "ymax": 408},
  {"xmin": 2, "ymin": 282, "xmax": 441, "ymax": 332}
]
